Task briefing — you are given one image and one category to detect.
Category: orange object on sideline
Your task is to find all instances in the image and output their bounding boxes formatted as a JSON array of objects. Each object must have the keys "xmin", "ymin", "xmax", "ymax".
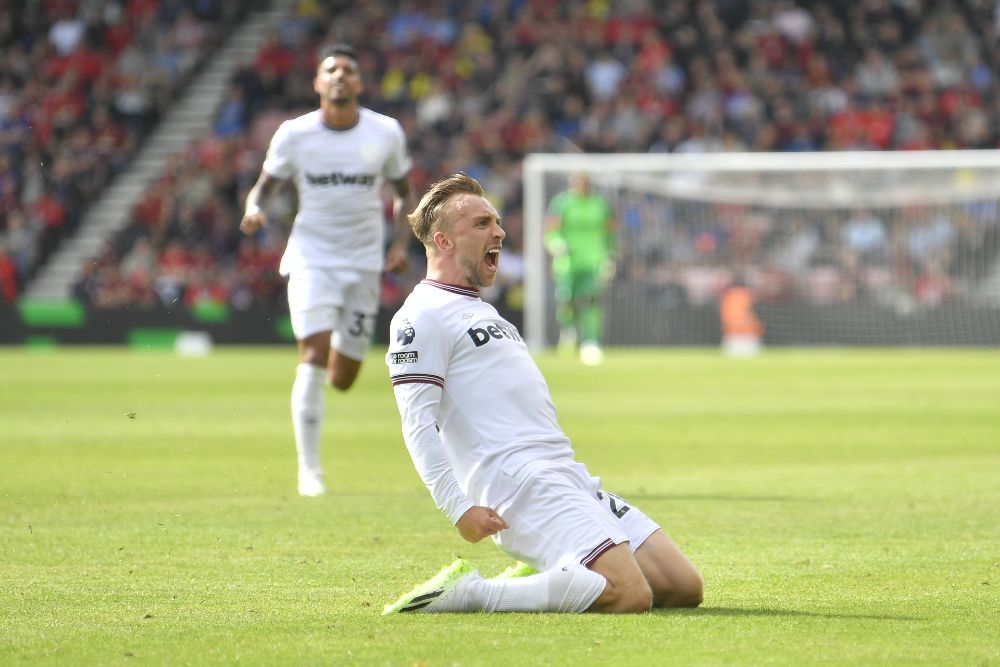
[{"xmin": 720, "ymin": 285, "xmax": 763, "ymax": 337}]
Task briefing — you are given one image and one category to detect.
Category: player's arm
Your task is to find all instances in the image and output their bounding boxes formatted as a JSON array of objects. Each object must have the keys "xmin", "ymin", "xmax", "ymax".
[
  {"xmin": 240, "ymin": 171, "xmax": 286, "ymax": 235},
  {"xmin": 605, "ymin": 204, "xmax": 619, "ymax": 258},
  {"xmin": 385, "ymin": 176, "xmax": 416, "ymax": 273},
  {"xmin": 392, "ymin": 381, "xmax": 506, "ymax": 542},
  {"xmin": 388, "ymin": 310, "xmax": 508, "ymax": 542},
  {"xmin": 544, "ymin": 195, "xmax": 567, "ymax": 257},
  {"xmin": 586, "ymin": 197, "xmax": 618, "ymax": 284}
]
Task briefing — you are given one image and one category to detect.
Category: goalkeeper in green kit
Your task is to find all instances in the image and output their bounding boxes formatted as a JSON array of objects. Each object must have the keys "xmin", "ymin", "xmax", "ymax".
[{"xmin": 545, "ymin": 173, "xmax": 617, "ymax": 365}]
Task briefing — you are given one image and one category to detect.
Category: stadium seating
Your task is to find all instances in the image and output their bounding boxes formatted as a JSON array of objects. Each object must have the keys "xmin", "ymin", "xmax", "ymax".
[
  {"xmin": 52, "ymin": 0, "xmax": 1000, "ymax": 311},
  {"xmin": 0, "ymin": 0, "xmax": 253, "ymax": 303}
]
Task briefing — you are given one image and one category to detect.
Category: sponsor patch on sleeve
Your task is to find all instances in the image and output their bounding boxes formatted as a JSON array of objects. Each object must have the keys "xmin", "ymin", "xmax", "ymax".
[{"xmin": 390, "ymin": 350, "xmax": 419, "ymax": 364}]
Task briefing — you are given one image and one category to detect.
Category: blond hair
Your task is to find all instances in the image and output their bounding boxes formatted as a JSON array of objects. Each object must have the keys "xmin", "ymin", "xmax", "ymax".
[{"xmin": 407, "ymin": 173, "xmax": 485, "ymax": 248}]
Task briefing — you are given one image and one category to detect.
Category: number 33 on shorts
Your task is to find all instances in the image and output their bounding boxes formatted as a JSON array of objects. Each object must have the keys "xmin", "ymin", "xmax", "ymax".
[{"xmin": 347, "ymin": 310, "xmax": 374, "ymax": 338}]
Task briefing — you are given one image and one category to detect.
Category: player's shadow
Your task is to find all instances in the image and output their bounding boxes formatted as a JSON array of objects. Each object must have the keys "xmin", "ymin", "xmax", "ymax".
[{"xmin": 657, "ymin": 606, "xmax": 922, "ymax": 621}]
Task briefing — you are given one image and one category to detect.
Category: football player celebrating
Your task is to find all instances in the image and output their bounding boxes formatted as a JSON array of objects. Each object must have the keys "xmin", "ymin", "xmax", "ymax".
[{"xmin": 383, "ymin": 173, "xmax": 702, "ymax": 614}]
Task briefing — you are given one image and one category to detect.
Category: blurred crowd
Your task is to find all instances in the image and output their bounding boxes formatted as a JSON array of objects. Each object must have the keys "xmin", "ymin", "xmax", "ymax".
[
  {"xmin": 5, "ymin": 0, "xmax": 1000, "ymax": 310},
  {"xmin": 617, "ymin": 195, "xmax": 998, "ymax": 309},
  {"xmin": 0, "ymin": 0, "xmax": 252, "ymax": 303}
]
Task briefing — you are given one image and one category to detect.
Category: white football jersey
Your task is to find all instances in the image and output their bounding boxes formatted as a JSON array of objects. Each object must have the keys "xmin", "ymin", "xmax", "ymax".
[
  {"xmin": 262, "ymin": 108, "xmax": 412, "ymax": 275},
  {"xmin": 386, "ymin": 280, "xmax": 575, "ymax": 524}
]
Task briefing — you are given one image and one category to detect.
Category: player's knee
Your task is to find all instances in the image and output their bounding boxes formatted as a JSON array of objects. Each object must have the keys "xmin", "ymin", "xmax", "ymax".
[
  {"xmin": 327, "ymin": 356, "xmax": 361, "ymax": 391},
  {"xmin": 328, "ymin": 370, "xmax": 356, "ymax": 391},
  {"xmin": 676, "ymin": 571, "xmax": 704, "ymax": 608},
  {"xmin": 299, "ymin": 340, "xmax": 329, "ymax": 368},
  {"xmin": 615, "ymin": 581, "xmax": 653, "ymax": 613},
  {"xmin": 656, "ymin": 570, "xmax": 703, "ymax": 609},
  {"xmin": 599, "ymin": 575, "xmax": 652, "ymax": 613}
]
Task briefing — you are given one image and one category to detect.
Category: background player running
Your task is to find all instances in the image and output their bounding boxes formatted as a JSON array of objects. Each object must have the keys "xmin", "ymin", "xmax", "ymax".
[{"xmin": 240, "ymin": 44, "xmax": 415, "ymax": 496}]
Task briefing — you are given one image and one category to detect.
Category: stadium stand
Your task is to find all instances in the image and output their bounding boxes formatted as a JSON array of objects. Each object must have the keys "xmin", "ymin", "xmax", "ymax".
[
  {"xmin": 20, "ymin": 0, "xmax": 1000, "ymax": 317},
  {"xmin": 0, "ymin": 0, "xmax": 255, "ymax": 303}
]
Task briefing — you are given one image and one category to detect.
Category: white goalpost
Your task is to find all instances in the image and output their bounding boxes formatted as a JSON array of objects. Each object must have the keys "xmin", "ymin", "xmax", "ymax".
[{"xmin": 523, "ymin": 151, "xmax": 1000, "ymax": 350}]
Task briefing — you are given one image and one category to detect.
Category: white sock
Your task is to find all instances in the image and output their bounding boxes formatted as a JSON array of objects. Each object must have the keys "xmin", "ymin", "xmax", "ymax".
[
  {"xmin": 453, "ymin": 565, "xmax": 606, "ymax": 613},
  {"xmin": 291, "ymin": 363, "xmax": 325, "ymax": 474}
]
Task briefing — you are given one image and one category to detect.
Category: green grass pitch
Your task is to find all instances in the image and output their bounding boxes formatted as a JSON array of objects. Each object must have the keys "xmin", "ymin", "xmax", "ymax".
[{"xmin": 1, "ymin": 346, "xmax": 998, "ymax": 665}]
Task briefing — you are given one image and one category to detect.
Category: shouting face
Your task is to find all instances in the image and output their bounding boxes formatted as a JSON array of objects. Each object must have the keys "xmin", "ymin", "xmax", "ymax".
[{"xmin": 436, "ymin": 194, "xmax": 505, "ymax": 289}]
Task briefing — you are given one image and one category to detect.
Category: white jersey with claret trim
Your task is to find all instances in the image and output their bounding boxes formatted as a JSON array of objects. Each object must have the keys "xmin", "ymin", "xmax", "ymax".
[
  {"xmin": 262, "ymin": 108, "xmax": 412, "ymax": 276},
  {"xmin": 386, "ymin": 280, "xmax": 576, "ymax": 524}
]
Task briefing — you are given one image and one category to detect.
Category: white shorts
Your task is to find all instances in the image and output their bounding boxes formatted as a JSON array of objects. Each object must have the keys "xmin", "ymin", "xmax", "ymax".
[
  {"xmin": 492, "ymin": 460, "xmax": 660, "ymax": 572},
  {"xmin": 286, "ymin": 267, "xmax": 380, "ymax": 361}
]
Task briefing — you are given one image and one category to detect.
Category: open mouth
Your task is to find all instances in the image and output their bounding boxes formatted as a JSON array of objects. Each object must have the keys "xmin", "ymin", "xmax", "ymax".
[{"xmin": 484, "ymin": 248, "xmax": 500, "ymax": 271}]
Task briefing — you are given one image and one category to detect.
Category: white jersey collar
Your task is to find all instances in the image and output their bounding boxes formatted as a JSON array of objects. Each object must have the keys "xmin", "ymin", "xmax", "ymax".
[{"xmin": 421, "ymin": 279, "xmax": 480, "ymax": 299}]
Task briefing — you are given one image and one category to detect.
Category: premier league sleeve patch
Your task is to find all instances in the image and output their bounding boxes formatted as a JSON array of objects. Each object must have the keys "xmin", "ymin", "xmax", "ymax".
[
  {"xmin": 387, "ymin": 312, "xmax": 444, "ymax": 388},
  {"xmin": 396, "ymin": 320, "xmax": 416, "ymax": 345}
]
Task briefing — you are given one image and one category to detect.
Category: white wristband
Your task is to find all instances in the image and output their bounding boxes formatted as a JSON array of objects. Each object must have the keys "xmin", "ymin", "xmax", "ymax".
[{"xmin": 245, "ymin": 204, "xmax": 262, "ymax": 217}]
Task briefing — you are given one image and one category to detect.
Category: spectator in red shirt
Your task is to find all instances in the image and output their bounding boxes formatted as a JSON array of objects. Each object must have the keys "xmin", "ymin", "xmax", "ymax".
[{"xmin": 0, "ymin": 244, "xmax": 18, "ymax": 303}]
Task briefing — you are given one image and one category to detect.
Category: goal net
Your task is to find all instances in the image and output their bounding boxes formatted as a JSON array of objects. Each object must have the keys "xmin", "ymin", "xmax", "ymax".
[{"xmin": 522, "ymin": 151, "xmax": 1000, "ymax": 349}]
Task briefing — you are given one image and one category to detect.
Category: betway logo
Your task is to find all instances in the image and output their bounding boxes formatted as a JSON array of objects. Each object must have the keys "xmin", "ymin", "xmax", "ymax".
[
  {"xmin": 304, "ymin": 171, "xmax": 377, "ymax": 187},
  {"xmin": 467, "ymin": 320, "xmax": 524, "ymax": 347}
]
